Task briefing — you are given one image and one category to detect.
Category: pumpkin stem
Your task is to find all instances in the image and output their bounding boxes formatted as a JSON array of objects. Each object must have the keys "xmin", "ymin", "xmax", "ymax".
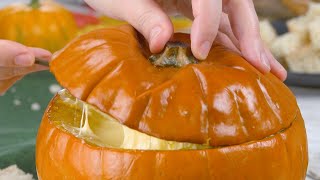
[
  {"xmin": 149, "ymin": 42, "xmax": 198, "ymax": 68},
  {"xmin": 30, "ymin": 0, "xmax": 40, "ymax": 8}
]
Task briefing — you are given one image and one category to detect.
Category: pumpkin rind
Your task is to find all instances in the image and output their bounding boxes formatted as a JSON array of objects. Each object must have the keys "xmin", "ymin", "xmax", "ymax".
[
  {"xmin": 0, "ymin": 1, "xmax": 78, "ymax": 52},
  {"xmin": 36, "ymin": 94, "xmax": 308, "ymax": 180},
  {"xmin": 50, "ymin": 25, "xmax": 298, "ymax": 147}
]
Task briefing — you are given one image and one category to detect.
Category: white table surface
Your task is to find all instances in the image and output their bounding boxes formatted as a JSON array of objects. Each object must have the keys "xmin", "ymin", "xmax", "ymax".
[{"xmin": 290, "ymin": 87, "xmax": 320, "ymax": 180}]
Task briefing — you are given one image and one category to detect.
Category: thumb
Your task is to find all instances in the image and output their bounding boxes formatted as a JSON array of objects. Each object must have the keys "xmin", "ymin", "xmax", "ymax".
[
  {"xmin": 122, "ymin": 0, "xmax": 173, "ymax": 53},
  {"xmin": 0, "ymin": 40, "xmax": 35, "ymax": 67}
]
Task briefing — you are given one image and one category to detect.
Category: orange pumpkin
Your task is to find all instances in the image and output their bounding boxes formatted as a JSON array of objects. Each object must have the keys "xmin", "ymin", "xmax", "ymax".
[
  {"xmin": 0, "ymin": 0, "xmax": 78, "ymax": 52},
  {"xmin": 281, "ymin": 0, "xmax": 309, "ymax": 15},
  {"xmin": 36, "ymin": 25, "xmax": 308, "ymax": 179}
]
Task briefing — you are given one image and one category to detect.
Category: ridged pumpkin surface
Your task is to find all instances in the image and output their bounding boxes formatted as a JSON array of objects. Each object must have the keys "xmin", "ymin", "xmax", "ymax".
[
  {"xmin": 36, "ymin": 92, "xmax": 308, "ymax": 179},
  {"xmin": 37, "ymin": 25, "xmax": 309, "ymax": 179},
  {"xmin": 51, "ymin": 25, "xmax": 299, "ymax": 147}
]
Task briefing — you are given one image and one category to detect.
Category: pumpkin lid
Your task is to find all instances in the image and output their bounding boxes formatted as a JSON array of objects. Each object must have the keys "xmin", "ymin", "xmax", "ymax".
[{"xmin": 50, "ymin": 25, "xmax": 298, "ymax": 147}]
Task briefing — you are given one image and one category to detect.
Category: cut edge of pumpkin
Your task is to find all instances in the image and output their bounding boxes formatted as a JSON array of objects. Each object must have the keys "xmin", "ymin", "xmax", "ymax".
[
  {"xmin": 49, "ymin": 89, "xmax": 212, "ymax": 151},
  {"xmin": 46, "ymin": 89, "xmax": 299, "ymax": 151}
]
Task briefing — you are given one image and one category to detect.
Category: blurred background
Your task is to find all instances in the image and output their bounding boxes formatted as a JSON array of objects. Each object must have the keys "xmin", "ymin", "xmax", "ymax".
[{"xmin": 0, "ymin": 0, "xmax": 319, "ymax": 179}]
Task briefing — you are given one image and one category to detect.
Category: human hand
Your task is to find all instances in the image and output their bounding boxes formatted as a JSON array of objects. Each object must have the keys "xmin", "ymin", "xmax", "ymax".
[
  {"xmin": 0, "ymin": 40, "xmax": 51, "ymax": 67},
  {"xmin": 84, "ymin": 0, "xmax": 287, "ymax": 81},
  {"xmin": 0, "ymin": 40, "xmax": 51, "ymax": 95}
]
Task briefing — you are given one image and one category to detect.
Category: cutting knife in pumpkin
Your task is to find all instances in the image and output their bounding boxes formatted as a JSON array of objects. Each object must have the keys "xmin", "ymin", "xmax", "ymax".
[{"xmin": 0, "ymin": 40, "xmax": 51, "ymax": 95}]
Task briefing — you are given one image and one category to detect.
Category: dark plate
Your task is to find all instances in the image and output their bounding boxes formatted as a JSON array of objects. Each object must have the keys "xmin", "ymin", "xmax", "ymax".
[{"xmin": 285, "ymin": 72, "xmax": 320, "ymax": 88}]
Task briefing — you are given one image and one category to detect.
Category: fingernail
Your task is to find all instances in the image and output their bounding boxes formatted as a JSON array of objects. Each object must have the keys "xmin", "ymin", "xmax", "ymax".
[
  {"xmin": 150, "ymin": 26, "xmax": 162, "ymax": 42},
  {"xmin": 274, "ymin": 58, "xmax": 288, "ymax": 81},
  {"xmin": 14, "ymin": 53, "xmax": 34, "ymax": 66},
  {"xmin": 199, "ymin": 41, "xmax": 211, "ymax": 60},
  {"xmin": 39, "ymin": 54, "xmax": 52, "ymax": 61},
  {"xmin": 260, "ymin": 52, "xmax": 271, "ymax": 71},
  {"xmin": 38, "ymin": 52, "xmax": 52, "ymax": 59}
]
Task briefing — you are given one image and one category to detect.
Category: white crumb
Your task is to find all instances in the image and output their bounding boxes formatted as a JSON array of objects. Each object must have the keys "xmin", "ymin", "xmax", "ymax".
[
  {"xmin": 30, "ymin": 103, "xmax": 41, "ymax": 111},
  {"xmin": 13, "ymin": 99, "xmax": 21, "ymax": 106},
  {"xmin": 0, "ymin": 165, "xmax": 34, "ymax": 180},
  {"xmin": 49, "ymin": 84, "xmax": 62, "ymax": 94}
]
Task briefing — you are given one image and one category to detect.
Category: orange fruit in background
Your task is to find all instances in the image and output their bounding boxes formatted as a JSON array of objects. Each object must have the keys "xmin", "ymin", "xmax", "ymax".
[
  {"xmin": 36, "ymin": 25, "xmax": 308, "ymax": 179},
  {"xmin": 0, "ymin": 0, "xmax": 78, "ymax": 52}
]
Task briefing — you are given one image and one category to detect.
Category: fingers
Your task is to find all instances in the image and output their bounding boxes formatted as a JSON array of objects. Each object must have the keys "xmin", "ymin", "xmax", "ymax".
[
  {"xmin": 0, "ymin": 76, "xmax": 23, "ymax": 96},
  {"xmin": 0, "ymin": 63, "xmax": 48, "ymax": 95},
  {"xmin": 85, "ymin": 0, "xmax": 173, "ymax": 53},
  {"xmin": 263, "ymin": 45, "xmax": 287, "ymax": 81},
  {"xmin": 84, "ymin": 0, "xmax": 285, "ymax": 80},
  {"xmin": 0, "ymin": 64, "xmax": 49, "ymax": 81},
  {"xmin": 28, "ymin": 47, "xmax": 52, "ymax": 62},
  {"xmin": 191, "ymin": 0, "xmax": 222, "ymax": 60},
  {"xmin": 0, "ymin": 40, "xmax": 34, "ymax": 67},
  {"xmin": 218, "ymin": 13, "xmax": 240, "ymax": 50},
  {"xmin": 215, "ymin": 31, "xmax": 240, "ymax": 54},
  {"xmin": 0, "ymin": 40, "xmax": 51, "ymax": 67},
  {"xmin": 224, "ymin": 0, "xmax": 271, "ymax": 74},
  {"xmin": 123, "ymin": 0, "xmax": 174, "ymax": 53}
]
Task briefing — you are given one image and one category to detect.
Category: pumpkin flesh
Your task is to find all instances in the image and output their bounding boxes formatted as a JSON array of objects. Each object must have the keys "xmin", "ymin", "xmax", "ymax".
[
  {"xmin": 36, "ymin": 89, "xmax": 308, "ymax": 179},
  {"xmin": 50, "ymin": 89, "xmax": 210, "ymax": 150}
]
